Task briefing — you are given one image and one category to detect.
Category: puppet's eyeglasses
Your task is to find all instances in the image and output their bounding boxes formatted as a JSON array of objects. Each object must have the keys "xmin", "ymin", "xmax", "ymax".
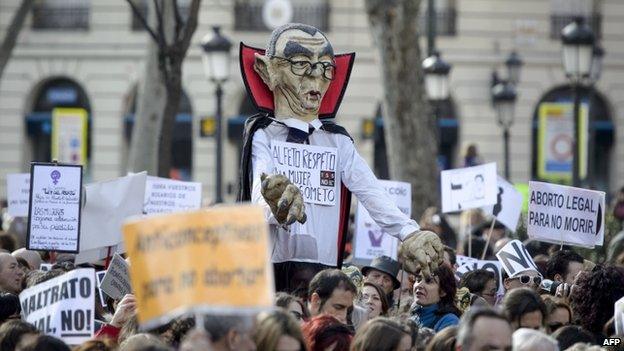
[{"xmin": 272, "ymin": 56, "xmax": 336, "ymax": 80}]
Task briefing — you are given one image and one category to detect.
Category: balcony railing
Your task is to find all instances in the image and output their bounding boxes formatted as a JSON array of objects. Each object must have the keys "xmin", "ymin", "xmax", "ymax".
[
  {"xmin": 550, "ymin": 13, "xmax": 602, "ymax": 39},
  {"xmin": 32, "ymin": 0, "xmax": 90, "ymax": 30},
  {"xmin": 234, "ymin": 1, "xmax": 329, "ymax": 32},
  {"xmin": 419, "ymin": 8, "xmax": 457, "ymax": 36}
]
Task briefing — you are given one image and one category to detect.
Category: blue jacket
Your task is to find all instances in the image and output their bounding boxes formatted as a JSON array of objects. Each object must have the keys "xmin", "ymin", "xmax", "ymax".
[{"xmin": 410, "ymin": 304, "xmax": 460, "ymax": 332}]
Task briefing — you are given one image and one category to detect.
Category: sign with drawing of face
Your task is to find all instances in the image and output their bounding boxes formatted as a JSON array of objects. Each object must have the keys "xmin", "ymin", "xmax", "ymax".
[
  {"xmin": 441, "ymin": 163, "xmax": 498, "ymax": 213},
  {"xmin": 483, "ymin": 176, "xmax": 523, "ymax": 232}
]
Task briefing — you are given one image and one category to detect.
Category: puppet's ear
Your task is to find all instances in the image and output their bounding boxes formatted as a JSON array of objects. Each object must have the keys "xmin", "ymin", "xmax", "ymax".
[{"xmin": 253, "ymin": 53, "xmax": 274, "ymax": 91}]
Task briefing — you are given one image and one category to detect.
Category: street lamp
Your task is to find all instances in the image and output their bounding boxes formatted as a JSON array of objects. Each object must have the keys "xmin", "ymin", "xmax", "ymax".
[
  {"xmin": 505, "ymin": 51, "xmax": 523, "ymax": 86},
  {"xmin": 422, "ymin": 51, "xmax": 452, "ymax": 101},
  {"xmin": 561, "ymin": 17, "xmax": 595, "ymax": 187},
  {"xmin": 201, "ymin": 26, "xmax": 232, "ymax": 203},
  {"xmin": 492, "ymin": 81, "xmax": 517, "ymax": 180}
]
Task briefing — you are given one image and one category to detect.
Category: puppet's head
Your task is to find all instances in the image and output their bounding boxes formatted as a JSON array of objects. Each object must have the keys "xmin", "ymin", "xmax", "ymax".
[{"xmin": 253, "ymin": 23, "xmax": 335, "ymax": 122}]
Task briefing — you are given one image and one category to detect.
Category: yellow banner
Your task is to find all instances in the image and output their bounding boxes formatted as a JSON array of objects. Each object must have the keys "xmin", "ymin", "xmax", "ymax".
[
  {"xmin": 123, "ymin": 205, "xmax": 274, "ymax": 328},
  {"xmin": 51, "ymin": 108, "xmax": 88, "ymax": 165}
]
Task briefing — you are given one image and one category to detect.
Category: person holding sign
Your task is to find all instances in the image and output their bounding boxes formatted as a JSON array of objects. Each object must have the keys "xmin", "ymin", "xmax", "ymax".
[{"xmin": 238, "ymin": 23, "xmax": 444, "ymax": 293}]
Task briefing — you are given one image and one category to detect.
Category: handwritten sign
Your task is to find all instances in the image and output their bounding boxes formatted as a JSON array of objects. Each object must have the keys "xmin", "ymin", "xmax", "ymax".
[
  {"xmin": 144, "ymin": 176, "xmax": 202, "ymax": 214},
  {"xmin": 456, "ymin": 260, "xmax": 505, "ymax": 296},
  {"xmin": 123, "ymin": 205, "xmax": 274, "ymax": 329},
  {"xmin": 19, "ymin": 268, "xmax": 95, "ymax": 345},
  {"xmin": 496, "ymin": 240, "xmax": 539, "ymax": 278},
  {"xmin": 441, "ymin": 163, "xmax": 497, "ymax": 213},
  {"xmin": 7, "ymin": 173, "xmax": 31, "ymax": 217},
  {"xmin": 353, "ymin": 180, "xmax": 411, "ymax": 264},
  {"xmin": 271, "ymin": 141, "xmax": 338, "ymax": 206},
  {"xmin": 27, "ymin": 163, "xmax": 83, "ymax": 253},
  {"xmin": 100, "ymin": 253, "xmax": 132, "ymax": 300},
  {"xmin": 528, "ymin": 181, "xmax": 605, "ymax": 248},
  {"xmin": 484, "ymin": 176, "xmax": 523, "ymax": 232}
]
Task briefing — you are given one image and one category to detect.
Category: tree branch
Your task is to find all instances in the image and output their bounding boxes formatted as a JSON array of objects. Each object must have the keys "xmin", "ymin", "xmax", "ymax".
[
  {"xmin": 125, "ymin": 0, "xmax": 159, "ymax": 43},
  {"xmin": 0, "ymin": 0, "xmax": 35, "ymax": 80},
  {"xmin": 179, "ymin": 0, "xmax": 201, "ymax": 53},
  {"xmin": 153, "ymin": 0, "xmax": 167, "ymax": 48},
  {"xmin": 173, "ymin": 0, "xmax": 183, "ymax": 41}
]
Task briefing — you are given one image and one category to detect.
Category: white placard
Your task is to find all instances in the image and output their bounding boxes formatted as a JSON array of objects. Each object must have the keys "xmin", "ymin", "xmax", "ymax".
[
  {"xmin": 144, "ymin": 176, "xmax": 202, "ymax": 214},
  {"xmin": 27, "ymin": 163, "xmax": 83, "ymax": 252},
  {"xmin": 95, "ymin": 271, "xmax": 108, "ymax": 308},
  {"xmin": 7, "ymin": 173, "xmax": 31, "ymax": 217},
  {"xmin": 615, "ymin": 297, "xmax": 624, "ymax": 336},
  {"xmin": 495, "ymin": 239, "xmax": 539, "ymax": 278},
  {"xmin": 441, "ymin": 163, "xmax": 498, "ymax": 213},
  {"xmin": 99, "ymin": 253, "xmax": 131, "ymax": 300},
  {"xmin": 19, "ymin": 268, "xmax": 95, "ymax": 345},
  {"xmin": 456, "ymin": 255, "xmax": 478, "ymax": 268},
  {"xmin": 528, "ymin": 181, "xmax": 605, "ymax": 248},
  {"xmin": 271, "ymin": 141, "xmax": 338, "ymax": 206},
  {"xmin": 484, "ymin": 176, "xmax": 523, "ymax": 232},
  {"xmin": 353, "ymin": 180, "xmax": 411, "ymax": 264},
  {"xmin": 456, "ymin": 260, "xmax": 505, "ymax": 296}
]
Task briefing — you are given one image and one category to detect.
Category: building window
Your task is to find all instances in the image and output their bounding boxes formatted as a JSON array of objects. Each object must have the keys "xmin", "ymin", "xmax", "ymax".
[
  {"xmin": 419, "ymin": 0, "xmax": 457, "ymax": 36},
  {"xmin": 234, "ymin": 0, "xmax": 330, "ymax": 32},
  {"xmin": 129, "ymin": 0, "xmax": 191, "ymax": 31},
  {"xmin": 32, "ymin": 0, "xmax": 90, "ymax": 30},
  {"xmin": 550, "ymin": 0, "xmax": 602, "ymax": 39}
]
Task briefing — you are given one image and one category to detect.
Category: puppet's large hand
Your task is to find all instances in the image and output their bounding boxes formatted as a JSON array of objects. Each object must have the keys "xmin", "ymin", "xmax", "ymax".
[
  {"xmin": 260, "ymin": 173, "xmax": 307, "ymax": 225},
  {"xmin": 399, "ymin": 230, "xmax": 445, "ymax": 277}
]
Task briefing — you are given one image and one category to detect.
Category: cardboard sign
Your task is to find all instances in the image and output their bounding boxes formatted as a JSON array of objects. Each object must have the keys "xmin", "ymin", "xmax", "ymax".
[
  {"xmin": 7, "ymin": 173, "xmax": 31, "ymax": 217},
  {"xmin": 456, "ymin": 255, "xmax": 478, "ymax": 268},
  {"xmin": 271, "ymin": 141, "xmax": 338, "ymax": 206},
  {"xmin": 19, "ymin": 268, "xmax": 95, "ymax": 345},
  {"xmin": 27, "ymin": 163, "xmax": 83, "ymax": 253},
  {"xmin": 144, "ymin": 176, "xmax": 202, "ymax": 214},
  {"xmin": 484, "ymin": 176, "xmax": 523, "ymax": 231},
  {"xmin": 352, "ymin": 180, "xmax": 411, "ymax": 264},
  {"xmin": 76, "ymin": 172, "xmax": 146, "ymax": 264},
  {"xmin": 441, "ymin": 163, "xmax": 497, "ymax": 213},
  {"xmin": 615, "ymin": 296, "xmax": 624, "ymax": 336},
  {"xmin": 528, "ymin": 181, "xmax": 605, "ymax": 248},
  {"xmin": 456, "ymin": 260, "xmax": 505, "ymax": 296},
  {"xmin": 123, "ymin": 205, "xmax": 275, "ymax": 329},
  {"xmin": 496, "ymin": 240, "xmax": 539, "ymax": 278},
  {"xmin": 100, "ymin": 253, "xmax": 132, "ymax": 300},
  {"xmin": 95, "ymin": 271, "xmax": 108, "ymax": 308}
]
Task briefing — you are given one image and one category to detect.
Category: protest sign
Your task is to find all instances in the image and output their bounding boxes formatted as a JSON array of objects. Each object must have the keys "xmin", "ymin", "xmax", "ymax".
[
  {"xmin": 484, "ymin": 176, "xmax": 523, "ymax": 232},
  {"xmin": 456, "ymin": 255, "xmax": 478, "ymax": 268},
  {"xmin": 353, "ymin": 180, "xmax": 411, "ymax": 264},
  {"xmin": 76, "ymin": 172, "xmax": 146, "ymax": 264},
  {"xmin": 615, "ymin": 297, "xmax": 624, "ymax": 336},
  {"xmin": 95, "ymin": 271, "xmax": 108, "ymax": 308},
  {"xmin": 144, "ymin": 176, "xmax": 202, "ymax": 214},
  {"xmin": 19, "ymin": 268, "xmax": 95, "ymax": 345},
  {"xmin": 271, "ymin": 141, "xmax": 337, "ymax": 206},
  {"xmin": 441, "ymin": 163, "xmax": 497, "ymax": 213},
  {"xmin": 123, "ymin": 205, "xmax": 274, "ymax": 329},
  {"xmin": 528, "ymin": 181, "xmax": 605, "ymax": 248},
  {"xmin": 455, "ymin": 260, "xmax": 504, "ymax": 296},
  {"xmin": 100, "ymin": 253, "xmax": 132, "ymax": 300},
  {"xmin": 52, "ymin": 108, "xmax": 88, "ymax": 165},
  {"xmin": 7, "ymin": 173, "xmax": 31, "ymax": 217},
  {"xmin": 496, "ymin": 239, "xmax": 539, "ymax": 278},
  {"xmin": 27, "ymin": 163, "xmax": 83, "ymax": 253}
]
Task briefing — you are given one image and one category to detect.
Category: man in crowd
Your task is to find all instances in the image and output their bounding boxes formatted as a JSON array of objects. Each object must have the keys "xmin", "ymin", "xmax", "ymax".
[
  {"xmin": 203, "ymin": 315, "xmax": 256, "ymax": 351},
  {"xmin": 502, "ymin": 268, "xmax": 542, "ymax": 293},
  {"xmin": 455, "ymin": 307, "xmax": 512, "ymax": 351},
  {"xmin": 0, "ymin": 253, "xmax": 23, "ymax": 294},
  {"xmin": 545, "ymin": 250, "xmax": 584, "ymax": 285},
  {"xmin": 11, "ymin": 248, "xmax": 42, "ymax": 271},
  {"xmin": 308, "ymin": 269, "xmax": 357, "ymax": 324},
  {"xmin": 362, "ymin": 255, "xmax": 401, "ymax": 307}
]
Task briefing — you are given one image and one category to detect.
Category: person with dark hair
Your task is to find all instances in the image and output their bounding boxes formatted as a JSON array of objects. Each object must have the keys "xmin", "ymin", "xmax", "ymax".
[
  {"xmin": 442, "ymin": 246, "xmax": 458, "ymax": 272},
  {"xmin": 569, "ymin": 264, "xmax": 624, "ymax": 341},
  {"xmin": 350, "ymin": 317, "xmax": 411, "ymax": 351},
  {"xmin": 459, "ymin": 269, "xmax": 497, "ymax": 306},
  {"xmin": 275, "ymin": 292, "xmax": 309, "ymax": 324},
  {"xmin": 455, "ymin": 307, "xmax": 512, "ymax": 351},
  {"xmin": 545, "ymin": 250, "xmax": 584, "ymax": 284},
  {"xmin": 551, "ymin": 325, "xmax": 595, "ymax": 350},
  {"xmin": 0, "ymin": 320, "xmax": 39, "ymax": 351},
  {"xmin": 361, "ymin": 256, "xmax": 401, "ymax": 307},
  {"xmin": 161, "ymin": 317, "xmax": 195, "ymax": 349},
  {"xmin": 0, "ymin": 293, "xmax": 20, "ymax": 325},
  {"xmin": 462, "ymin": 236, "xmax": 491, "ymax": 259},
  {"xmin": 201, "ymin": 314, "xmax": 256, "ymax": 351},
  {"xmin": 501, "ymin": 288, "xmax": 547, "ymax": 330},
  {"xmin": 425, "ymin": 325, "xmax": 457, "ymax": 351},
  {"xmin": 0, "ymin": 233, "xmax": 17, "ymax": 253},
  {"xmin": 357, "ymin": 282, "xmax": 389, "ymax": 319},
  {"xmin": 254, "ymin": 310, "xmax": 306, "ymax": 351},
  {"xmin": 308, "ymin": 269, "xmax": 357, "ymax": 324},
  {"xmin": 302, "ymin": 315, "xmax": 353, "ymax": 351},
  {"xmin": 542, "ymin": 296, "xmax": 571, "ymax": 333},
  {"xmin": 16, "ymin": 335, "xmax": 70, "ymax": 351},
  {"xmin": 411, "ymin": 265, "xmax": 461, "ymax": 332}
]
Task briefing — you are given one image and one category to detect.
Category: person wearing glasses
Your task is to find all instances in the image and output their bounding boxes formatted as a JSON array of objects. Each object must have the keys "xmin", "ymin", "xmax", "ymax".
[
  {"xmin": 501, "ymin": 288, "xmax": 547, "ymax": 331},
  {"xmin": 501, "ymin": 268, "xmax": 543, "ymax": 293}
]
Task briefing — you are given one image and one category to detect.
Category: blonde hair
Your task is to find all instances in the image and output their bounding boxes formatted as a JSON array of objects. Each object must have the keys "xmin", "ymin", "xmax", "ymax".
[{"xmin": 254, "ymin": 310, "xmax": 305, "ymax": 351}]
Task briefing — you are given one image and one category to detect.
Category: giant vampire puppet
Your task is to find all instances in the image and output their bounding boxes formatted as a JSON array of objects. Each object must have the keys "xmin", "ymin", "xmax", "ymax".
[{"xmin": 239, "ymin": 23, "xmax": 444, "ymax": 293}]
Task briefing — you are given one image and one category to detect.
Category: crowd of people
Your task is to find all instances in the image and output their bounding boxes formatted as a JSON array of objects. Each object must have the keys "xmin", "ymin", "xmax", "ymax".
[{"xmin": 0, "ymin": 188, "xmax": 623, "ymax": 351}]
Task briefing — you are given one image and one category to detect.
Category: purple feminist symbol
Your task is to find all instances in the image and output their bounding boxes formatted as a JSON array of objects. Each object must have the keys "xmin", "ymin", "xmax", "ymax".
[{"xmin": 50, "ymin": 170, "xmax": 61, "ymax": 185}]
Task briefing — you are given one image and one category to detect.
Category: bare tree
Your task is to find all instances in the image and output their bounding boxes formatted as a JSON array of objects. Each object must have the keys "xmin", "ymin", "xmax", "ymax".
[
  {"xmin": 0, "ymin": 0, "xmax": 35, "ymax": 80},
  {"xmin": 126, "ymin": 0, "xmax": 201, "ymax": 177},
  {"xmin": 364, "ymin": 0, "xmax": 438, "ymax": 217}
]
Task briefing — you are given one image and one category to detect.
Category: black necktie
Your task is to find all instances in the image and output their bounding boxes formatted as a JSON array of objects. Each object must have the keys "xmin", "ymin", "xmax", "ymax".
[{"xmin": 286, "ymin": 125, "xmax": 315, "ymax": 144}]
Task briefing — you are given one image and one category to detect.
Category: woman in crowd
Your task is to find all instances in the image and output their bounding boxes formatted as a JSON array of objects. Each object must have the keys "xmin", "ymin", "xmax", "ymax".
[
  {"xmin": 254, "ymin": 310, "xmax": 306, "ymax": 351},
  {"xmin": 350, "ymin": 317, "xmax": 411, "ymax": 351},
  {"xmin": 501, "ymin": 288, "xmax": 546, "ymax": 331},
  {"xmin": 459, "ymin": 269, "xmax": 497, "ymax": 306},
  {"xmin": 358, "ymin": 282, "xmax": 389, "ymax": 319},
  {"xmin": 275, "ymin": 292, "xmax": 310, "ymax": 325},
  {"xmin": 302, "ymin": 315, "xmax": 353, "ymax": 351},
  {"xmin": 410, "ymin": 265, "xmax": 461, "ymax": 332},
  {"xmin": 542, "ymin": 296, "xmax": 571, "ymax": 333}
]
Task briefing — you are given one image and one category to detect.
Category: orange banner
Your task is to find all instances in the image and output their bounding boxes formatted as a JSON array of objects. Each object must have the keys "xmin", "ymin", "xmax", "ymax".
[{"xmin": 123, "ymin": 205, "xmax": 274, "ymax": 328}]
